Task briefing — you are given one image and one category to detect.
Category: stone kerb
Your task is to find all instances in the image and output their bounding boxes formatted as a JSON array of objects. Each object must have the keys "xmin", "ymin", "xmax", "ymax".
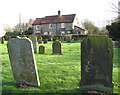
[
  {"xmin": 7, "ymin": 36, "xmax": 40, "ymax": 87},
  {"xmin": 28, "ymin": 35, "xmax": 37, "ymax": 53},
  {"xmin": 39, "ymin": 45, "xmax": 45, "ymax": 54},
  {"xmin": 80, "ymin": 35, "xmax": 113, "ymax": 93},
  {"xmin": 52, "ymin": 40, "xmax": 62, "ymax": 55}
]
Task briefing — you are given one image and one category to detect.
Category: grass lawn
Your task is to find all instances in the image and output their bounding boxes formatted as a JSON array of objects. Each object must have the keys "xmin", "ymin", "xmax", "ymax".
[{"xmin": 0, "ymin": 40, "xmax": 119, "ymax": 94}]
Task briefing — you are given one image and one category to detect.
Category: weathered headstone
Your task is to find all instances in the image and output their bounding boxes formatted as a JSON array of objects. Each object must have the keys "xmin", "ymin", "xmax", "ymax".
[
  {"xmin": 113, "ymin": 41, "xmax": 119, "ymax": 48},
  {"xmin": 7, "ymin": 36, "xmax": 40, "ymax": 87},
  {"xmin": 1, "ymin": 37, "xmax": 4, "ymax": 44},
  {"xmin": 29, "ymin": 35, "xmax": 37, "ymax": 53},
  {"xmin": 80, "ymin": 35, "xmax": 113, "ymax": 93},
  {"xmin": 52, "ymin": 40, "xmax": 62, "ymax": 55},
  {"xmin": 39, "ymin": 45, "xmax": 45, "ymax": 54}
]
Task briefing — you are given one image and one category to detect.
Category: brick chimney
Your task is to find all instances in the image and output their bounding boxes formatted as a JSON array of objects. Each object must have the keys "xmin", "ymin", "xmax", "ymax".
[{"xmin": 58, "ymin": 10, "xmax": 61, "ymax": 17}]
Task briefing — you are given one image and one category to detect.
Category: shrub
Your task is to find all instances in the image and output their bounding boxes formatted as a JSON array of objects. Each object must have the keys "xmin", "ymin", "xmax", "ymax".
[
  {"xmin": 65, "ymin": 36, "xmax": 71, "ymax": 43},
  {"xmin": 60, "ymin": 36, "xmax": 65, "ymax": 41},
  {"xmin": 20, "ymin": 35, "xmax": 27, "ymax": 38},
  {"xmin": 42, "ymin": 35, "xmax": 54, "ymax": 41},
  {"xmin": 38, "ymin": 40, "xmax": 42, "ymax": 44},
  {"xmin": 43, "ymin": 38, "xmax": 48, "ymax": 44},
  {"xmin": 6, "ymin": 36, "xmax": 11, "ymax": 41},
  {"xmin": 72, "ymin": 34, "xmax": 88, "ymax": 40},
  {"xmin": 53, "ymin": 36, "xmax": 60, "ymax": 41},
  {"xmin": 37, "ymin": 35, "xmax": 42, "ymax": 44}
]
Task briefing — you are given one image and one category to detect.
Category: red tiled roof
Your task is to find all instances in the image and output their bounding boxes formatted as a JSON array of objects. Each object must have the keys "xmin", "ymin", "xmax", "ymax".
[
  {"xmin": 32, "ymin": 14, "xmax": 76, "ymax": 25},
  {"xmin": 74, "ymin": 25, "xmax": 88, "ymax": 31},
  {"xmin": 32, "ymin": 18, "xmax": 44, "ymax": 25}
]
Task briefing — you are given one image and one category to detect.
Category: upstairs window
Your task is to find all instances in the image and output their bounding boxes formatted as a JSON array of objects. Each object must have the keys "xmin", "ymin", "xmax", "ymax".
[
  {"xmin": 61, "ymin": 23, "xmax": 65, "ymax": 28},
  {"xmin": 49, "ymin": 24, "xmax": 53, "ymax": 29}
]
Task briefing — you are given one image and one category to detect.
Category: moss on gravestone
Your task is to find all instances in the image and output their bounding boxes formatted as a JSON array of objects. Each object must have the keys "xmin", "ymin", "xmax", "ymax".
[
  {"xmin": 80, "ymin": 35, "xmax": 113, "ymax": 93},
  {"xmin": 7, "ymin": 37, "xmax": 40, "ymax": 87}
]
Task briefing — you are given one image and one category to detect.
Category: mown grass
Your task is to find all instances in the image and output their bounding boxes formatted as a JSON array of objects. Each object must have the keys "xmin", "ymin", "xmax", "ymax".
[{"xmin": 0, "ymin": 40, "xmax": 119, "ymax": 94}]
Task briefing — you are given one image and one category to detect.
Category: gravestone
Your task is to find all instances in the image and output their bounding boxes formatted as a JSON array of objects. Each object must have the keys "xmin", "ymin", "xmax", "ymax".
[
  {"xmin": 1, "ymin": 37, "xmax": 4, "ymax": 44},
  {"xmin": 113, "ymin": 41, "xmax": 119, "ymax": 48},
  {"xmin": 7, "ymin": 36, "xmax": 40, "ymax": 87},
  {"xmin": 39, "ymin": 45, "xmax": 45, "ymax": 54},
  {"xmin": 52, "ymin": 40, "xmax": 62, "ymax": 55},
  {"xmin": 80, "ymin": 35, "xmax": 113, "ymax": 93},
  {"xmin": 29, "ymin": 35, "xmax": 37, "ymax": 53}
]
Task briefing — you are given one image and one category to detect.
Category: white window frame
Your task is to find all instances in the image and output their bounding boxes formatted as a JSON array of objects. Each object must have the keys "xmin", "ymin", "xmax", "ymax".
[{"xmin": 61, "ymin": 23, "xmax": 65, "ymax": 28}]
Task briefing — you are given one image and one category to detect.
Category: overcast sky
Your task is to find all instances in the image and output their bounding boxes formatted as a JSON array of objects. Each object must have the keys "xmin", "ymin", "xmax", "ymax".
[{"xmin": 0, "ymin": 0, "xmax": 119, "ymax": 37}]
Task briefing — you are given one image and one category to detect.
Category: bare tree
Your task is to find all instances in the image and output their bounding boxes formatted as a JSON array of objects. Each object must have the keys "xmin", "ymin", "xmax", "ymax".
[
  {"xmin": 107, "ymin": 1, "xmax": 120, "ymax": 21},
  {"xmin": 111, "ymin": 3, "xmax": 120, "ymax": 14}
]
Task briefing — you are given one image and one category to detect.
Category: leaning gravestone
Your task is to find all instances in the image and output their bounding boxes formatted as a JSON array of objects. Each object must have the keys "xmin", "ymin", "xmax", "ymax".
[
  {"xmin": 7, "ymin": 36, "xmax": 40, "ymax": 87},
  {"xmin": 29, "ymin": 35, "xmax": 37, "ymax": 53},
  {"xmin": 80, "ymin": 35, "xmax": 113, "ymax": 93},
  {"xmin": 52, "ymin": 40, "xmax": 62, "ymax": 55},
  {"xmin": 39, "ymin": 45, "xmax": 45, "ymax": 54}
]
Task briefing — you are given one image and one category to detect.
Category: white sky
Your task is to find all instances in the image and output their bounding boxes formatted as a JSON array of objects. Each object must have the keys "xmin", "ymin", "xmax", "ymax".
[{"xmin": 0, "ymin": 0, "xmax": 119, "ymax": 37}]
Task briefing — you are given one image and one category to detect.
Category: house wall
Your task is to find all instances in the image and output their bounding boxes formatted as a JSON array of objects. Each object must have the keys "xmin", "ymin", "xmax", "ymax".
[
  {"xmin": 73, "ymin": 15, "xmax": 79, "ymax": 28},
  {"xmin": 42, "ymin": 24, "xmax": 56, "ymax": 35},
  {"xmin": 33, "ymin": 22, "xmax": 73, "ymax": 36},
  {"xmin": 33, "ymin": 25, "xmax": 42, "ymax": 34},
  {"xmin": 64, "ymin": 23, "xmax": 73, "ymax": 31}
]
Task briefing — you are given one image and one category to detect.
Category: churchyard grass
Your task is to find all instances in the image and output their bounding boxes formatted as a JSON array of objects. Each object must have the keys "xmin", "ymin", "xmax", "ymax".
[{"xmin": 0, "ymin": 40, "xmax": 119, "ymax": 94}]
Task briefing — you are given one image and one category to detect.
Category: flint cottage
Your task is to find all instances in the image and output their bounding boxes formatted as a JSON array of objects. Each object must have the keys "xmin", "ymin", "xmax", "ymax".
[{"xmin": 32, "ymin": 11, "xmax": 88, "ymax": 36}]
